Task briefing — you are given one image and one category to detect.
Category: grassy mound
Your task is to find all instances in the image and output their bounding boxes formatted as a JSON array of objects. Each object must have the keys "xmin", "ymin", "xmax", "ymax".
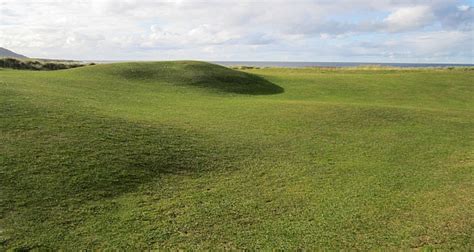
[{"xmin": 87, "ymin": 61, "xmax": 283, "ymax": 94}]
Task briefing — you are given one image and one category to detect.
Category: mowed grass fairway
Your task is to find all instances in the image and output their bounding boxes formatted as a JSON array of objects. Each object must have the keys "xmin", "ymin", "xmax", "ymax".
[{"xmin": 1, "ymin": 62, "xmax": 473, "ymax": 249}]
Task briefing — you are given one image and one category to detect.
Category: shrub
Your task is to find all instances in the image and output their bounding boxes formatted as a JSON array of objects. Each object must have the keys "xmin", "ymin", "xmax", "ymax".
[{"xmin": 0, "ymin": 58, "xmax": 87, "ymax": 71}]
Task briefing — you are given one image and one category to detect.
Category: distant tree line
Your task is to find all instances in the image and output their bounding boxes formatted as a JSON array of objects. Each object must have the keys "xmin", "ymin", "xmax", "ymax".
[{"xmin": 0, "ymin": 58, "xmax": 92, "ymax": 70}]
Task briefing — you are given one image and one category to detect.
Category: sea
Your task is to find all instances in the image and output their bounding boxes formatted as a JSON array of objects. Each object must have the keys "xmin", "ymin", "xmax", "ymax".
[
  {"xmin": 87, "ymin": 60, "xmax": 473, "ymax": 68},
  {"xmin": 212, "ymin": 61, "xmax": 474, "ymax": 68}
]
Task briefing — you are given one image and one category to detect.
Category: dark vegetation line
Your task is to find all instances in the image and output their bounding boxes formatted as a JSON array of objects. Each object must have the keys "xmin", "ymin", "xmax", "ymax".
[{"xmin": 0, "ymin": 58, "xmax": 93, "ymax": 71}]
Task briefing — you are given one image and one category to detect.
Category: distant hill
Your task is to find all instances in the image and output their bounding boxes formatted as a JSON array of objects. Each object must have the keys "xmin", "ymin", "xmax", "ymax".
[{"xmin": 0, "ymin": 47, "xmax": 28, "ymax": 59}]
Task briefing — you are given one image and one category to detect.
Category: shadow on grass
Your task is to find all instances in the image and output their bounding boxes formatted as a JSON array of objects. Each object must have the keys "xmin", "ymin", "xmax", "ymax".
[
  {"xmin": 0, "ymin": 96, "xmax": 235, "ymax": 212},
  {"xmin": 180, "ymin": 62, "xmax": 284, "ymax": 95}
]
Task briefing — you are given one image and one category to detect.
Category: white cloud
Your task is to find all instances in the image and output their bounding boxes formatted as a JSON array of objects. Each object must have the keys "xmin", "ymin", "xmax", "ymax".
[
  {"xmin": 384, "ymin": 6, "xmax": 435, "ymax": 32},
  {"xmin": 0, "ymin": 0, "xmax": 472, "ymax": 62},
  {"xmin": 458, "ymin": 5, "xmax": 470, "ymax": 11},
  {"xmin": 402, "ymin": 30, "xmax": 473, "ymax": 56}
]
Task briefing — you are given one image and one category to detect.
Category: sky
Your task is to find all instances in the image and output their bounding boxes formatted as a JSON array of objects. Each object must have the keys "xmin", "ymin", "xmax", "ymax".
[{"xmin": 0, "ymin": 0, "xmax": 473, "ymax": 63}]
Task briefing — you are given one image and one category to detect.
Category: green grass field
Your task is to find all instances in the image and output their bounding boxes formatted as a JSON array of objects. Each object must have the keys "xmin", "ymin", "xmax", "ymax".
[{"xmin": 1, "ymin": 61, "xmax": 473, "ymax": 249}]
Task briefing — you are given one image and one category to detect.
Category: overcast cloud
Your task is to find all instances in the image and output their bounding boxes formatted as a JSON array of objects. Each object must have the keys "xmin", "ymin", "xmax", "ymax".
[{"xmin": 0, "ymin": 0, "xmax": 473, "ymax": 62}]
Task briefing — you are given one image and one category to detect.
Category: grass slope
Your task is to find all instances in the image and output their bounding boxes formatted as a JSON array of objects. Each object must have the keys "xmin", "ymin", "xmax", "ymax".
[{"xmin": 1, "ymin": 62, "xmax": 473, "ymax": 249}]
